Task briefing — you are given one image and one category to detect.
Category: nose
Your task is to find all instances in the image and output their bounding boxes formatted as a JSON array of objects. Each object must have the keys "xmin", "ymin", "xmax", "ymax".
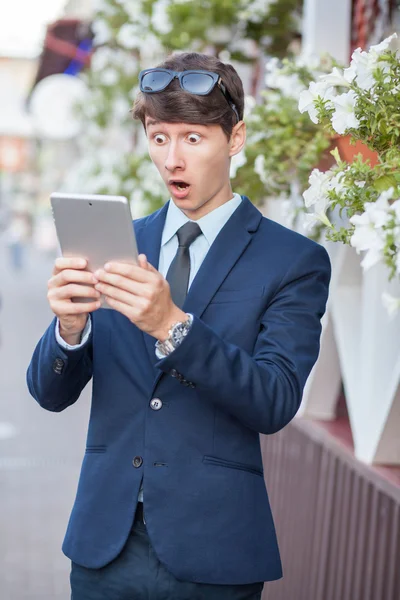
[{"xmin": 164, "ymin": 141, "xmax": 185, "ymax": 172}]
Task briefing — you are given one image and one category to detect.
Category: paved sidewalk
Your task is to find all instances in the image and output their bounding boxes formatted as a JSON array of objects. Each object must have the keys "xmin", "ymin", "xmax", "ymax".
[{"xmin": 0, "ymin": 242, "xmax": 92, "ymax": 600}]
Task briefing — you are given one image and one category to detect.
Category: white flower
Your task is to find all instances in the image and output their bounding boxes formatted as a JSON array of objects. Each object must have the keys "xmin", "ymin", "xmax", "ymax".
[
  {"xmin": 382, "ymin": 292, "xmax": 400, "ymax": 318},
  {"xmin": 230, "ymin": 38, "xmax": 258, "ymax": 59},
  {"xmin": 319, "ymin": 67, "xmax": 350, "ymax": 89},
  {"xmin": 137, "ymin": 160, "xmax": 165, "ymax": 195},
  {"xmin": 350, "ymin": 192, "xmax": 392, "ymax": 270},
  {"xmin": 254, "ymin": 154, "xmax": 268, "ymax": 184},
  {"xmin": 99, "ymin": 67, "xmax": 119, "ymax": 86},
  {"xmin": 302, "ymin": 169, "xmax": 339, "ymax": 228},
  {"xmin": 239, "ymin": 0, "xmax": 274, "ymax": 23},
  {"xmin": 265, "ymin": 58, "xmax": 306, "ymax": 99},
  {"xmin": 344, "ymin": 49, "xmax": 373, "ymax": 89},
  {"xmin": 244, "ymin": 95, "xmax": 256, "ymax": 119},
  {"xmin": 299, "ymin": 81, "xmax": 334, "ymax": 124},
  {"xmin": 207, "ymin": 26, "xmax": 231, "ymax": 44},
  {"xmin": 139, "ymin": 33, "xmax": 164, "ymax": 62},
  {"xmin": 268, "ymin": 72, "xmax": 305, "ymax": 99},
  {"xmin": 378, "ymin": 187, "xmax": 395, "ymax": 205},
  {"xmin": 296, "ymin": 54, "xmax": 321, "ymax": 71},
  {"xmin": 117, "ymin": 23, "xmax": 140, "ymax": 49},
  {"xmin": 151, "ymin": 0, "xmax": 172, "ymax": 35},
  {"xmin": 370, "ymin": 33, "xmax": 398, "ymax": 55},
  {"xmin": 265, "ymin": 57, "xmax": 280, "ymax": 75},
  {"xmin": 112, "ymin": 97, "xmax": 131, "ymax": 120},
  {"xmin": 302, "ymin": 168, "xmax": 345, "ymax": 228},
  {"xmin": 331, "ymin": 90, "xmax": 360, "ymax": 134},
  {"xmin": 117, "ymin": 0, "xmax": 144, "ymax": 22},
  {"xmin": 344, "ymin": 34, "xmax": 398, "ymax": 91},
  {"xmin": 91, "ymin": 47, "xmax": 114, "ymax": 72},
  {"xmin": 122, "ymin": 55, "xmax": 139, "ymax": 77},
  {"xmin": 94, "ymin": 0, "xmax": 118, "ymax": 16},
  {"xmin": 303, "ymin": 211, "xmax": 320, "ymax": 230},
  {"xmin": 218, "ymin": 50, "xmax": 231, "ymax": 63},
  {"xmin": 391, "ymin": 198, "xmax": 400, "ymax": 222},
  {"xmin": 92, "ymin": 19, "xmax": 112, "ymax": 46},
  {"xmin": 303, "ymin": 169, "xmax": 335, "ymax": 207}
]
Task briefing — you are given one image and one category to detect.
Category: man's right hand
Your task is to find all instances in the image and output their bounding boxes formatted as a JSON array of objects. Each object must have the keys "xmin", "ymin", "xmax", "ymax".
[{"xmin": 48, "ymin": 257, "xmax": 101, "ymax": 345}]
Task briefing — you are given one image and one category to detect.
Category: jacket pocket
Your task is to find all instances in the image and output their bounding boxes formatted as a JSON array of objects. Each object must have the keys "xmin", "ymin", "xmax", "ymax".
[
  {"xmin": 85, "ymin": 445, "xmax": 107, "ymax": 454},
  {"xmin": 203, "ymin": 455, "xmax": 264, "ymax": 477}
]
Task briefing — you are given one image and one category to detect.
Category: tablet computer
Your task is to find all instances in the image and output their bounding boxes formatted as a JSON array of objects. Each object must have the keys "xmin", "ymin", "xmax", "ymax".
[{"xmin": 50, "ymin": 192, "xmax": 139, "ymax": 308}]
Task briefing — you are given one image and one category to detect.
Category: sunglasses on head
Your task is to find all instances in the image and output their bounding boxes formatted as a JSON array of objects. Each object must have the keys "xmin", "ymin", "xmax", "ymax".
[{"xmin": 138, "ymin": 68, "xmax": 240, "ymax": 123}]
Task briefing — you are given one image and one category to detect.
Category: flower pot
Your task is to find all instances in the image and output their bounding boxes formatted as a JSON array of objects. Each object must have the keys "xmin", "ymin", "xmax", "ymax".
[
  {"xmin": 316, "ymin": 135, "xmax": 380, "ymax": 173},
  {"xmin": 334, "ymin": 134, "xmax": 379, "ymax": 166}
]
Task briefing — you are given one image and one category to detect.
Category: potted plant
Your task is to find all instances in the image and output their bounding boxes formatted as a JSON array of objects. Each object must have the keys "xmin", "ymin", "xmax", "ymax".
[{"xmin": 299, "ymin": 33, "xmax": 400, "ymax": 313}]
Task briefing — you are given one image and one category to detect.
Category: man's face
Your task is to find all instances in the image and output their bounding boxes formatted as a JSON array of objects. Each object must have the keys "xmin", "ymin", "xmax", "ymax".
[{"xmin": 145, "ymin": 117, "xmax": 245, "ymax": 220}]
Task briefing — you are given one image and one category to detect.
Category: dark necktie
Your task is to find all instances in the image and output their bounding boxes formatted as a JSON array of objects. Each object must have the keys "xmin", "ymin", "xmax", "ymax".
[{"xmin": 166, "ymin": 221, "xmax": 202, "ymax": 308}]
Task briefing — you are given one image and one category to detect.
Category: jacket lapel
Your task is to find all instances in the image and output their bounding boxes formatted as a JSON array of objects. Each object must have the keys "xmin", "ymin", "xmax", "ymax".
[
  {"xmin": 183, "ymin": 197, "xmax": 262, "ymax": 318},
  {"xmin": 135, "ymin": 202, "xmax": 169, "ymax": 367},
  {"xmin": 137, "ymin": 196, "xmax": 263, "ymax": 369},
  {"xmin": 135, "ymin": 201, "xmax": 169, "ymax": 269}
]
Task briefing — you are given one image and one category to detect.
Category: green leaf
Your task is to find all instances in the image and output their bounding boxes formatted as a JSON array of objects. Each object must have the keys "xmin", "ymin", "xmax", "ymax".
[
  {"xmin": 330, "ymin": 147, "xmax": 341, "ymax": 165},
  {"xmin": 373, "ymin": 175, "xmax": 398, "ymax": 192}
]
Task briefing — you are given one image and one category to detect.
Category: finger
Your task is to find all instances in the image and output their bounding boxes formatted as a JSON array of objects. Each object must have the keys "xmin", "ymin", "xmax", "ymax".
[
  {"xmin": 138, "ymin": 254, "xmax": 148, "ymax": 269},
  {"xmin": 53, "ymin": 257, "xmax": 87, "ymax": 276},
  {"xmin": 50, "ymin": 284, "xmax": 101, "ymax": 301},
  {"xmin": 143, "ymin": 258, "xmax": 159, "ymax": 274},
  {"xmin": 103, "ymin": 295, "xmax": 147, "ymax": 321},
  {"xmin": 137, "ymin": 254, "xmax": 159, "ymax": 274},
  {"xmin": 95, "ymin": 282, "xmax": 143, "ymax": 307},
  {"xmin": 103, "ymin": 296, "xmax": 134, "ymax": 319},
  {"xmin": 95, "ymin": 271, "xmax": 148, "ymax": 296},
  {"xmin": 52, "ymin": 299, "xmax": 102, "ymax": 315},
  {"xmin": 49, "ymin": 269, "xmax": 98, "ymax": 289},
  {"xmin": 102, "ymin": 262, "xmax": 153, "ymax": 283}
]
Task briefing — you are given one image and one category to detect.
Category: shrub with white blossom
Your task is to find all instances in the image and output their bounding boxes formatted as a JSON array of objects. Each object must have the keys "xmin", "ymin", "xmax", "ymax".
[
  {"xmin": 232, "ymin": 56, "xmax": 332, "ymax": 235},
  {"xmin": 299, "ymin": 34, "xmax": 400, "ymax": 313}
]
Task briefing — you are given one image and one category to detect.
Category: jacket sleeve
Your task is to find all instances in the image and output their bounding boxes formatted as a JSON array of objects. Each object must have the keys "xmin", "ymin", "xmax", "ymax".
[
  {"xmin": 155, "ymin": 243, "xmax": 331, "ymax": 435},
  {"xmin": 26, "ymin": 316, "xmax": 93, "ymax": 412}
]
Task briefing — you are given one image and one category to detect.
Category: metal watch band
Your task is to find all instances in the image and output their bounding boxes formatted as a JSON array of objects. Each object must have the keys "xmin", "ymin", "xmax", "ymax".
[{"xmin": 155, "ymin": 314, "xmax": 193, "ymax": 358}]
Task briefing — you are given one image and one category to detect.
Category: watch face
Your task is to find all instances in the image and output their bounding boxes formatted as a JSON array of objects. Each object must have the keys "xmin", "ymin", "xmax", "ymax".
[{"xmin": 171, "ymin": 323, "xmax": 187, "ymax": 345}]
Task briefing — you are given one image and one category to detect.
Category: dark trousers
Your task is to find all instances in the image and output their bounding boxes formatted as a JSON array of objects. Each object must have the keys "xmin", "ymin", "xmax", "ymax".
[{"xmin": 70, "ymin": 505, "xmax": 264, "ymax": 600}]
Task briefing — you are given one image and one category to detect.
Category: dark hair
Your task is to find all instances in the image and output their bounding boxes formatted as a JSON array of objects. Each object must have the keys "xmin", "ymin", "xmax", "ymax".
[{"xmin": 131, "ymin": 52, "xmax": 244, "ymax": 140}]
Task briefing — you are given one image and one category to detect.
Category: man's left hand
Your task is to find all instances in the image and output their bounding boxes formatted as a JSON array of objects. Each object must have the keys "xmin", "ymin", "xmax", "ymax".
[{"xmin": 94, "ymin": 255, "xmax": 187, "ymax": 341}]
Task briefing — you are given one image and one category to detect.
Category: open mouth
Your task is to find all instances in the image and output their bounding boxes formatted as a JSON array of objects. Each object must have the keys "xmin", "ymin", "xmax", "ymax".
[
  {"xmin": 169, "ymin": 180, "xmax": 191, "ymax": 196},
  {"xmin": 170, "ymin": 180, "xmax": 189, "ymax": 189}
]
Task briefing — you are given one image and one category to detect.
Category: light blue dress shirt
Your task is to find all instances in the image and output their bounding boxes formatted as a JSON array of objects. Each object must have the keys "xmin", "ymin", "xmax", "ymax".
[{"xmin": 55, "ymin": 192, "xmax": 243, "ymax": 502}]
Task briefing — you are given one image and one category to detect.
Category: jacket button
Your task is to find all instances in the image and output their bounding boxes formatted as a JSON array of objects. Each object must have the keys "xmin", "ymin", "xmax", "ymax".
[
  {"xmin": 132, "ymin": 456, "xmax": 143, "ymax": 468},
  {"xmin": 53, "ymin": 358, "xmax": 65, "ymax": 374},
  {"xmin": 150, "ymin": 398, "xmax": 163, "ymax": 411}
]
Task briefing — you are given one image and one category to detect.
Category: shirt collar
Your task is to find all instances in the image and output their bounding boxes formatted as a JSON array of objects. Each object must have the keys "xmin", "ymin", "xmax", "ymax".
[{"xmin": 161, "ymin": 193, "xmax": 242, "ymax": 247}]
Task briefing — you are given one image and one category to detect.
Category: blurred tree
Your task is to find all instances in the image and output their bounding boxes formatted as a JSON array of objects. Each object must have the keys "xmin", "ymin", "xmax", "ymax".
[{"xmin": 67, "ymin": 0, "xmax": 303, "ymax": 215}]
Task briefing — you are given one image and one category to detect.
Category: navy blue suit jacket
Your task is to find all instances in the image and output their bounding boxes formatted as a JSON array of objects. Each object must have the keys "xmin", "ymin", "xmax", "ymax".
[{"xmin": 27, "ymin": 196, "xmax": 331, "ymax": 585}]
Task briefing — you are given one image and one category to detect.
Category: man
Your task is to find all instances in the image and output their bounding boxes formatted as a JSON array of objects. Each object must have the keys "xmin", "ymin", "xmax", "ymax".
[{"xmin": 27, "ymin": 52, "xmax": 331, "ymax": 599}]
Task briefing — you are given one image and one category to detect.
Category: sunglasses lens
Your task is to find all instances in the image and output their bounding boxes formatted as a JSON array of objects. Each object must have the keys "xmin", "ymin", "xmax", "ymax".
[
  {"xmin": 181, "ymin": 73, "xmax": 215, "ymax": 94},
  {"xmin": 141, "ymin": 70, "xmax": 171, "ymax": 92}
]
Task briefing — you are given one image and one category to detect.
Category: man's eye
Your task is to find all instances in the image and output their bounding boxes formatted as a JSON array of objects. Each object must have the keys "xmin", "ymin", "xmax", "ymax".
[
  {"xmin": 187, "ymin": 133, "xmax": 201, "ymax": 143},
  {"xmin": 154, "ymin": 134, "xmax": 167, "ymax": 144}
]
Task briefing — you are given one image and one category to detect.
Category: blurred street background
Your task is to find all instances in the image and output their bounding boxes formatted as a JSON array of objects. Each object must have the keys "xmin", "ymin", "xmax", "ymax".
[{"xmin": 0, "ymin": 241, "xmax": 90, "ymax": 599}]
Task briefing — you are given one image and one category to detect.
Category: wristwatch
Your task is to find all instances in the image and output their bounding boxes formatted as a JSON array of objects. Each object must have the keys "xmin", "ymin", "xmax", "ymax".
[{"xmin": 155, "ymin": 313, "xmax": 193, "ymax": 358}]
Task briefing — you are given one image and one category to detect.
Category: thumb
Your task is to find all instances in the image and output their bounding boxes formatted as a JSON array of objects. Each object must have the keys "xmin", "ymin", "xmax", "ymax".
[
  {"xmin": 139, "ymin": 254, "xmax": 158, "ymax": 273},
  {"xmin": 138, "ymin": 254, "xmax": 148, "ymax": 269}
]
